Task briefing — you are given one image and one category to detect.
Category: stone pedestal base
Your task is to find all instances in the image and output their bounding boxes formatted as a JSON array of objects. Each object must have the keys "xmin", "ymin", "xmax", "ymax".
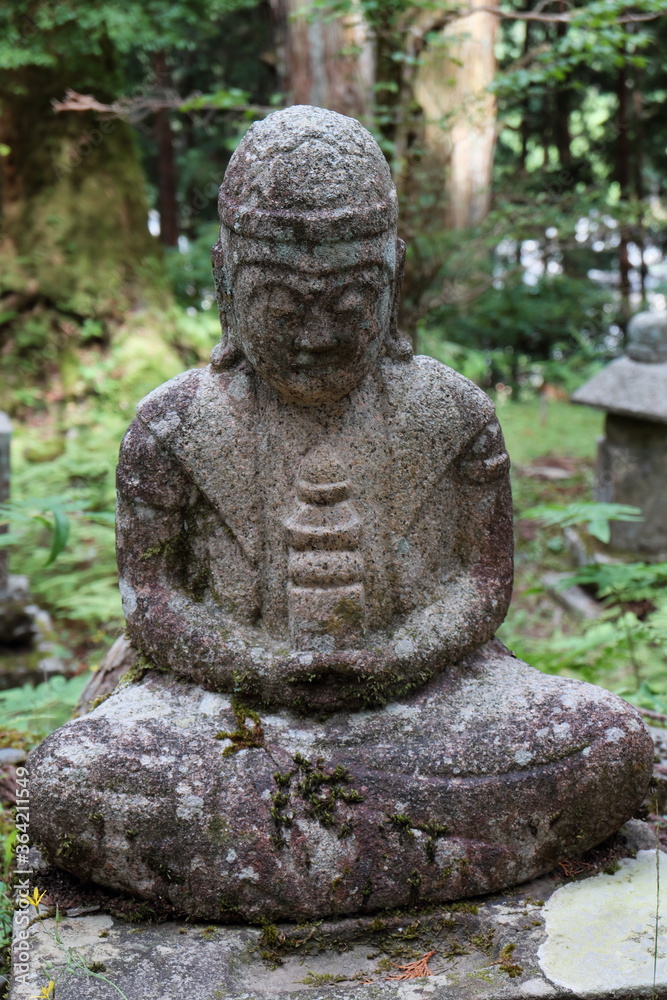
[
  {"xmin": 27, "ymin": 640, "xmax": 653, "ymax": 921},
  {"xmin": 597, "ymin": 413, "xmax": 667, "ymax": 554},
  {"xmin": 9, "ymin": 826, "xmax": 667, "ymax": 1000}
]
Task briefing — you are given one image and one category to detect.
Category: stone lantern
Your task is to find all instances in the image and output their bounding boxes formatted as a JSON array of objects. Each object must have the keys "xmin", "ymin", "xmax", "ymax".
[{"xmin": 572, "ymin": 310, "xmax": 667, "ymax": 554}]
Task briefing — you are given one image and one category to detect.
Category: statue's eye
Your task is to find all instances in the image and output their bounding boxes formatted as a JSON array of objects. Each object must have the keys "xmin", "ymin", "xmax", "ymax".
[
  {"xmin": 268, "ymin": 287, "xmax": 304, "ymax": 318},
  {"xmin": 333, "ymin": 285, "xmax": 368, "ymax": 313}
]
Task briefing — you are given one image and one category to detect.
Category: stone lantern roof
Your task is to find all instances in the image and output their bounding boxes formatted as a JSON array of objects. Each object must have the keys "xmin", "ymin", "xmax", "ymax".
[{"xmin": 571, "ymin": 311, "xmax": 667, "ymax": 424}]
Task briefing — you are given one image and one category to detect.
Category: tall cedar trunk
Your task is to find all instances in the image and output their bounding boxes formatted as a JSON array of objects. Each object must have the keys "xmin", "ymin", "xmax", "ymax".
[
  {"xmin": 152, "ymin": 52, "xmax": 179, "ymax": 247},
  {"xmin": 518, "ymin": 0, "xmax": 533, "ymax": 173},
  {"xmin": 269, "ymin": 0, "xmax": 373, "ymax": 122},
  {"xmin": 553, "ymin": 1, "xmax": 571, "ymax": 169},
  {"xmin": 632, "ymin": 73, "xmax": 647, "ymax": 301},
  {"xmin": 413, "ymin": 0, "xmax": 499, "ymax": 230},
  {"xmin": 616, "ymin": 52, "xmax": 631, "ymax": 326}
]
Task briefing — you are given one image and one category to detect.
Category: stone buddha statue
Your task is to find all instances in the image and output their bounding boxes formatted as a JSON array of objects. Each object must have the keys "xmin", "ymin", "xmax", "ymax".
[{"xmin": 29, "ymin": 107, "xmax": 652, "ymax": 923}]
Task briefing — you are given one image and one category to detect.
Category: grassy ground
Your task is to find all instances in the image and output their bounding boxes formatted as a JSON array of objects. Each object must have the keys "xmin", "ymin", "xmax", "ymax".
[{"xmin": 497, "ymin": 396, "xmax": 603, "ymax": 467}]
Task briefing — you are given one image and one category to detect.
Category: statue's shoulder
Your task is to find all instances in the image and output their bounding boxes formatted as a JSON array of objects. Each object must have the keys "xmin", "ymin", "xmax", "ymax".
[
  {"xmin": 383, "ymin": 354, "xmax": 496, "ymax": 444},
  {"xmin": 134, "ymin": 365, "xmax": 252, "ymax": 444}
]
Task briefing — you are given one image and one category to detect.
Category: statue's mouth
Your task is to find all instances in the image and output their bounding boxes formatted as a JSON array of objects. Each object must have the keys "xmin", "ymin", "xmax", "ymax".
[{"xmin": 292, "ymin": 349, "xmax": 347, "ymax": 374}]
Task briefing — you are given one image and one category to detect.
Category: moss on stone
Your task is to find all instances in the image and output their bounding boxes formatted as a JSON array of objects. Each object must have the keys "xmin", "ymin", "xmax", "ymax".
[
  {"xmin": 496, "ymin": 942, "xmax": 523, "ymax": 978},
  {"xmin": 215, "ymin": 701, "xmax": 264, "ymax": 756}
]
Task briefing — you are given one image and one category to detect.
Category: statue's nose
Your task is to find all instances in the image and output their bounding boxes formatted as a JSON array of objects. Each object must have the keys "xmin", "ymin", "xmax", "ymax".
[{"xmin": 294, "ymin": 311, "xmax": 340, "ymax": 353}]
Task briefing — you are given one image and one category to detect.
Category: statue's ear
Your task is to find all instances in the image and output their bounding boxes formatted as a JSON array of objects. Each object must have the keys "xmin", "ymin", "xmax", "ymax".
[
  {"xmin": 210, "ymin": 239, "xmax": 243, "ymax": 370},
  {"xmin": 386, "ymin": 237, "xmax": 412, "ymax": 362},
  {"xmin": 211, "ymin": 239, "xmax": 230, "ymax": 302}
]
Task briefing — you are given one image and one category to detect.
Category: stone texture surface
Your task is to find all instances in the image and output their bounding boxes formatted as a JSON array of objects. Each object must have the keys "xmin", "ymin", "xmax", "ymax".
[
  {"xmin": 28, "ymin": 640, "xmax": 652, "ymax": 921},
  {"xmin": 538, "ymin": 849, "xmax": 667, "ymax": 995},
  {"xmin": 26, "ymin": 105, "xmax": 656, "ymax": 919},
  {"xmin": 115, "ymin": 354, "xmax": 513, "ymax": 712},
  {"xmin": 9, "ymin": 826, "xmax": 667, "ymax": 1000}
]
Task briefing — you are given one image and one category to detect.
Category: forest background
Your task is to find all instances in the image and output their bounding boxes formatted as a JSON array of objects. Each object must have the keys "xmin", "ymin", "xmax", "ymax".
[{"xmin": 1, "ymin": 0, "xmax": 667, "ymax": 744}]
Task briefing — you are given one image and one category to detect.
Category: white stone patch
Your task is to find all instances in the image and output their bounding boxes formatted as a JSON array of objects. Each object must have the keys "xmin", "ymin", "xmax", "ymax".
[
  {"xmin": 605, "ymin": 726, "xmax": 625, "ymax": 743},
  {"xmin": 538, "ymin": 849, "xmax": 667, "ymax": 993},
  {"xmin": 514, "ymin": 748, "xmax": 533, "ymax": 766},
  {"xmin": 399, "ymin": 982, "xmax": 440, "ymax": 998},
  {"xmin": 519, "ymin": 979, "xmax": 557, "ymax": 997},
  {"xmin": 384, "ymin": 702, "xmax": 420, "ymax": 718},
  {"xmin": 198, "ymin": 692, "xmax": 231, "ymax": 715},
  {"xmin": 237, "ymin": 866, "xmax": 260, "ymax": 882},
  {"xmin": 552, "ymin": 721, "xmax": 570, "ymax": 739},
  {"xmin": 394, "ymin": 637, "xmax": 416, "ymax": 657},
  {"xmin": 139, "ymin": 754, "xmax": 176, "ymax": 768},
  {"xmin": 227, "ymin": 375, "xmax": 249, "ymax": 400},
  {"xmin": 118, "ymin": 577, "xmax": 137, "ymax": 616},
  {"xmin": 226, "ymin": 849, "xmax": 237, "ymax": 862},
  {"xmin": 52, "ymin": 734, "xmax": 109, "ymax": 765},
  {"xmin": 175, "ymin": 783, "xmax": 204, "ymax": 821},
  {"xmin": 559, "ymin": 690, "xmax": 580, "ymax": 709},
  {"xmin": 152, "ymin": 411, "xmax": 182, "ymax": 436}
]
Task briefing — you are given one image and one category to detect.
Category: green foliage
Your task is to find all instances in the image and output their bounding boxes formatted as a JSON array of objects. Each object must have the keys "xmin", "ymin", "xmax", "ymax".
[
  {"xmin": 0, "ymin": 1, "xmax": 260, "ymax": 74},
  {"xmin": 0, "ymin": 675, "xmax": 89, "ymax": 742},
  {"xmin": 492, "ymin": 1, "xmax": 661, "ymax": 98},
  {"xmin": 164, "ymin": 223, "xmax": 219, "ymax": 312},
  {"xmin": 0, "ymin": 498, "xmax": 72, "ymax": 567},
  {"xmin": 2, "ymin": 308, "xmax": 218, "ymax": 633},
  {"xmin": 522, "ymin": 501, "xmax": 644, "ymax": 544},
  {"xmin": 570, "ymin": 560, "xmax": 667, "ymax": 601},
  {"xmin": 505, "ymin": 500, "xmax": 667, "ymax": 700},
  {"xmin": 179, "ymin": 87, "xmax": 250, "ymax": 112}
]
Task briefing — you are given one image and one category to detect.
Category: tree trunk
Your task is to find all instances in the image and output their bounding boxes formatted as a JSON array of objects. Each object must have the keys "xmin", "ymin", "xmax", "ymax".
[
  {"xmin": 518, "ymin": 1, "xmax": 533, "ymax": 173},
  {"xmin": 616, "ymin": 53, "xmax": 631, "ymax": 327},
  {"xmin": 269, "ymin": 0, "xmax": 374, "ymax": 122},
  {"xmin": 152, "ymin": 52, "xmax": 179, "ymax": 247},
  {"xmin": 413, "ymin": 0, "xmax": 499, "ymax": 229},
  {"xmin": 553, "ymin": 1, "xmax": 571, "ymax": 170}
]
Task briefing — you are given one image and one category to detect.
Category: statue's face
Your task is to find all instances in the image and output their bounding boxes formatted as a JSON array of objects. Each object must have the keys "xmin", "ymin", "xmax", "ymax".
[{"xmin": 232, "ymin": 260, "xmax": 393, "ymax": 405}]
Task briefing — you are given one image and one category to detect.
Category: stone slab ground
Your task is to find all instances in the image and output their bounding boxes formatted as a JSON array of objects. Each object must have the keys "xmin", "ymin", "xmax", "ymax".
[{"xmin": 9, "ymin": 824, "xmax": 666, "ymax": 1000}]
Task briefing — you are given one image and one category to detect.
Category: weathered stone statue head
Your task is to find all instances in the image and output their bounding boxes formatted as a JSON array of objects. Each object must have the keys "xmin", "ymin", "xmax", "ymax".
[
  {"xmin": 210, "ymin": 106, "xmax": 410, "ymax": 405},
  {"xmin": 28, "ymin": 106, "xmax": 653, "ymax": 926}
]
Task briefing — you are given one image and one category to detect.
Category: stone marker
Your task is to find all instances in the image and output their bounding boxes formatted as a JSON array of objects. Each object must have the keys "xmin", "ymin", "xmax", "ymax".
[
  {"xmin": 572, "ymin": 310, "xmax": 667, "ymax": 554},
  {"xmin": 28, "ymin": 107, "xmax": 653, "ymax": 924},
  {"xmin": 0, "ymin": 412, "xmax": 35, "ymax": 649}
]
